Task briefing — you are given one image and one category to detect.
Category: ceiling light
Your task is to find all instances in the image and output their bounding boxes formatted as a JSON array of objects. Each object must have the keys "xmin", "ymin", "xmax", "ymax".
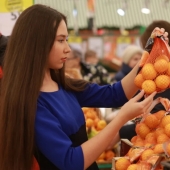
[
  {"xmin": 117, "ymin": 0, "xmax": 127, "ymax": 16},
  {"xmin": 141, "ymin": 0, "xmax": 150, "ymax": 14},
  {"xmin": 141, "ymin": 7, "xmax": 150, "ymax": 14},
  {"xmin": 117, "ymin": 8, "xmax": 125, "ymax": 16}
]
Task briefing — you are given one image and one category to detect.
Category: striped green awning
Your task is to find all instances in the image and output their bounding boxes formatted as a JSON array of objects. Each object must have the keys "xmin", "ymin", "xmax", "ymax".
[{"xmin": 34, "ymin": 0, "xmax": 170, "ymax": 29}]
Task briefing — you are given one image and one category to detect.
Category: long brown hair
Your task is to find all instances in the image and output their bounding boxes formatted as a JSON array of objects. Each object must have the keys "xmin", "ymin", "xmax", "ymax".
[{"xmin": 0, "ymin": 4, "xmax": 88, "ymax": 170}]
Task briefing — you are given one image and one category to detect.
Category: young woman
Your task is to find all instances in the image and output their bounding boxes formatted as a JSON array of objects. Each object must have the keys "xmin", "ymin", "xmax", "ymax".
[{"xmin": 0, "ymin": 4, "xmax": 167, "ymax": 170}]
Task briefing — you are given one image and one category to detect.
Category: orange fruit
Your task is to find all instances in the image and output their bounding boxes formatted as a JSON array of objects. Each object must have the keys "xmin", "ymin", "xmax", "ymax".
[
  {"xmin": 139, "ymin": 51, "xmax": 150, "ymax": 67},
  {"xmin": 145, "ymin": 132, "xmax": 156, "ymax": 140},
  {"xmin": 155, "ymin": 55, "xmax": 169, "ymax": 62},
  {"xmin": 161, "ymin": 115, "xmax": 170, "ymax": 127},
  {"xmin": 115, "ymin": 157, "xmax": 131, "ymax": 170},
  {"xmin": 86, "ymin": 110, "xmax": 96, "ymax": 120},
  {"xmin": 155, "ymin": 75, "xmax": 170, "ymax": 90},
  {"xmin": 157, "ymin": 133, "xmax": 169, "ymax": 144},
  {"xmin": 93, "ymin": 118, "xmax": 100, "ymax": 128},
  {"xmin": 131, "ymin": 136, "xmax": 138, "ymax": 144},
  {"xmin": 133, "ymin": 140, "xmax": 145, "ymax": 147},
  {"xmin": 144, "ymin": 114, "xmax": 160, "ymax": 129},
  {"xmin": 154, "ymin": 59, "xmax": 168, "ymax": 73},
  {"xmin": 142, "ymin": 80, "xmax": 156, "ymax": 94},
  {"xmin": 141, "ymin": 149, "xmax": 154, "ymax": 161},
  {"xmin": 166, "ymin": 62, "xmax": 170, "ymax": 76},
  {"xmin": 97, "ymin": 120, "xmax": 107, "ymax": 130},
  {"xmin": 127, "ymin": 164, "xmax": 138, "ymax": 170},
  {"xmin": 105, "ymin": 150, "xmax": 115, "ymax": 161},
  {"xmin": 86, "ymin": 118, "xmax": 94, "ymax": 127},
  {"xmin": 153, "ymin": 144, "xmax": 164, "ymax": 154},
  {"xmin": 96, "ymin": 158, "xmax": 105, "ymax": 163},
  {"xmin": 136, "ymin": 123, "xmax": 150, "ymax": 139},
  {"xmin": 164, "ymin": 123, "xmax": 170, "ymax": 137},
  {"xmin": 154, "ymin": 110, "xmax": 166, "ymax": 120},
  {"xmin": 145, "ymin": 132, "xmax": 156, "ymax": 145},
  {"xmin": 134, "ymin": 74, "xmax": 145, "ymax": 88},
  {"xmin": 141, "ymin": 63, "xmax": 157, "ymax": 80},
  {"xmin": 155, "ymin": 128, "xmax": 165, "ymax": 137}
]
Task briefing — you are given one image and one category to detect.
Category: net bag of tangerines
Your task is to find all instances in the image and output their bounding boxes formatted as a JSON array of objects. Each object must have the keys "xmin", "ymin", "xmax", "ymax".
[{"xmin": 134, "ymin": 34, "xmax": 170, "ymax": 95}]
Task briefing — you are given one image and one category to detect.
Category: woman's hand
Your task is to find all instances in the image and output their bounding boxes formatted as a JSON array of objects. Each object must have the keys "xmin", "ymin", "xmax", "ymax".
[
  {"xmin": 118, "ymin": 90, "xmax": 157, "ymax": 123},
  {"xmin": 151, "ymin": 27, "xmax": 169, "ymax": 43}
]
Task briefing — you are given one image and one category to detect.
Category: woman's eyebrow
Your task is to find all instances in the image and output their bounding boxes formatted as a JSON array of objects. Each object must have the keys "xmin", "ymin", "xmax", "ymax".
[{"xmin": 56, "ymin": 35, "xmax": 68, "ymax": 38}]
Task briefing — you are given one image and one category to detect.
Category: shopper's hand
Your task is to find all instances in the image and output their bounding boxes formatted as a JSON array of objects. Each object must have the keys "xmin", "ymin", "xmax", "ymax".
[
  {"xmin": 151, "ymin": 27, "xmax": 169, "ymax": 43},
  {"xmin": 118, "ymin": 90, "xmax": 157, "ymax": 123}
]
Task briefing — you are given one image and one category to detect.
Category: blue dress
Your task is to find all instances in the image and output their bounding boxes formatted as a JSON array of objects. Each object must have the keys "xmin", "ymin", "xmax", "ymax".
[{"xmin": 35, "ymin": 82, "xmax": 128, "ymax": 170}]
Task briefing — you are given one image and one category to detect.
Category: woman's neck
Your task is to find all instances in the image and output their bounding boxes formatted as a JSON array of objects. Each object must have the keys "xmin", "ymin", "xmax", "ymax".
[{"xmin": 40, "ymin": 69, "xmax": 59, "ymax": 92}]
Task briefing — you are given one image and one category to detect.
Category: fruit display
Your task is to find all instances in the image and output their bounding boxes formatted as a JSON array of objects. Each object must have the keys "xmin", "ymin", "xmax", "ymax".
[
  {"xmin": 113, "ymin": 98, "xmax": 170, "ymax": 170},
  {"xmin": 134, "ymin": 37, "xmax": 170, "ymax": 94},
  {"xmin": 82, "ymin": 107, "xmax": 116, "ymax": 163}
]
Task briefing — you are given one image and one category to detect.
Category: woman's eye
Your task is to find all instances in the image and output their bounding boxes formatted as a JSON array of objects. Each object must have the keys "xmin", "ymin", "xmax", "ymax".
[{"xmin": 58, "ymin": 40, "xmax": 64, "ymax": 43}]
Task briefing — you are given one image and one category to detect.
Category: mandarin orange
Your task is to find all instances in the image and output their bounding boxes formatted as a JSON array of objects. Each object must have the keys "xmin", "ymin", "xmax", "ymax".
[
  {"xmin": 155, "ymin": 75, "xmax": 170, "ymax": 90},
  {"xmin": 154, "ymin": 59, "xmax": 168, "ymax": 73},
  {"xmin": 141, "ymin": 63, "xmax": 157, "ymax": 80},
  {"xmin": 142, "ymin": 80, "xmax": 156, "ymax": 94},
  {"xmin": 134, "ymin": 73, "xmax": 145, "ymax": 88}
]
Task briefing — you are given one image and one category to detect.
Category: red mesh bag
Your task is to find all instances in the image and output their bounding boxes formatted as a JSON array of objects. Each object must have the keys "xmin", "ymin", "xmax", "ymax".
[{"xmin": 134, "ymin": 35, "xmax": 170, "ymax": 95}]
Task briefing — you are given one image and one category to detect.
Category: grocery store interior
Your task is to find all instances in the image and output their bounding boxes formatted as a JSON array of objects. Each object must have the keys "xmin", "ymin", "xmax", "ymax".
[{"xmin": 1, "ymin": 0, "xmax": 170, "ymax": 170}]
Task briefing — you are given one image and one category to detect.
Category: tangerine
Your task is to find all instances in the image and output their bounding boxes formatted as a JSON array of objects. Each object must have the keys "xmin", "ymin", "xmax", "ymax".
[
  {"xmin": 115, "ymin": 158, "xmax": 131, "ymax": 170},
  {"xmin": 161, "ymin": 115, "xmax": 170, "ymax": 127},
  {"xmin": 141, "ymin": 149, "xmax": 154, "ymax": 161},
  {"xmin": 144, "ymin": 114, "xmax": 160, "ymax": 129},
  {"xmin": 141, "ymin": 63, "xmax": 157, "ymax": 80},
  {"xmin": 154, "ymin": 59, "xmax": 168, "ymax": 73},
  {"xmin": 134, "ymin": 73, "xmax": 145, "ymax": 88},
  {"xmin": 154, "ymin": 110, "xmax": 166, "ymax": 120},
  {"xmin": 157, "ymin": 133, "xmax": 169, "ymax": 144},
  {"xmin": 155, "ymin": 75, "xmax": 170, "ymax": 90},
  {"xmin": 155, "ymin": 55, "xmax": 169, "ymax": 62},
  {"xmin": 142, "ymin": 80, "xmax": 156, "ymax": 94},
  {"xmin": 153, "ymin": 144, "xmax": 164, "ymax": 154},
  {"xmin": 105, "ymin": 150, "xmax": 115, "ymax": 161},
  {"xmin": 164, "ymin": 123, "xmax": 170, "ymax": 137},
  {"xmin": 127, "ymin": 164, "xmax": 138, "ymax": 170},
  {"xmin": 136, "ymin": 123, "xmax": 150, "ymax": 139}
]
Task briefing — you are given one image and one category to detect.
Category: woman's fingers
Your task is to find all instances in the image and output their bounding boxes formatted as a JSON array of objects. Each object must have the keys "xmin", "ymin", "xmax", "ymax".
[
  {"xmin": 131, "ymin": 90, "xmax": 145, "ymax": 102},
  {"xmin": 141, "ymin": 91, "xmax": 157, "ymax": 110}
]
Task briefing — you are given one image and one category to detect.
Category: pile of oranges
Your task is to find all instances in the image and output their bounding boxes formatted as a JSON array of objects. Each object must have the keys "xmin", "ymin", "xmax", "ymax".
[
  {"xmin": 134, "ymin": 52, "xmax": 170, "ymax": 94},
  {"xmin": 82, "ymin": 107, "xmax": 116, "ymax": 163},
  {"xmin": 115, "ymin": 110, "xmax": 170, "ymax": 170}
]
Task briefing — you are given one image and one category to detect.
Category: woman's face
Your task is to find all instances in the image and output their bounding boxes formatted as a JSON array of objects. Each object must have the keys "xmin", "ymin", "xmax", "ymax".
[
  {"xmin": 48, "ymin": 20, "xmax": 71, "ymax": 70},
  {"xmin": 128, "ymin": 53, "xmax": 142, "ymax": 68}
]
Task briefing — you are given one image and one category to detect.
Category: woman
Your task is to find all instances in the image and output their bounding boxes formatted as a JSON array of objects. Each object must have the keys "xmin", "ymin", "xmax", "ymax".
[{"xmin": 0, "ymin": 4, "xmax": 166, "ymax": 170}]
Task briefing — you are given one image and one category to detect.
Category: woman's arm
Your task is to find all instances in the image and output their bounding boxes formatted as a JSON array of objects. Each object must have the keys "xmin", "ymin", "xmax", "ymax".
[
  {"xmin": 121, "ymin": 63, "xmax": 139, "ymax": 99},
  {"xmin": 81, "ymin": 90, "xmax": 156, "ymax": 169}
]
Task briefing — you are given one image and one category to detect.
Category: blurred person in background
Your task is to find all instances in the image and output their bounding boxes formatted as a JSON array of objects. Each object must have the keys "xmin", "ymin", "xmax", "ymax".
[
  {"xmin": 112, "ymin": 45, "xmax": 143, "ymax": 83},
  {"xmin": 65, "ymin": 48, "xmax": 112, "ymax": 85},
  {"xmin": 82, "ymin": 49, "xmax": 112, "ymax": 85}
]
